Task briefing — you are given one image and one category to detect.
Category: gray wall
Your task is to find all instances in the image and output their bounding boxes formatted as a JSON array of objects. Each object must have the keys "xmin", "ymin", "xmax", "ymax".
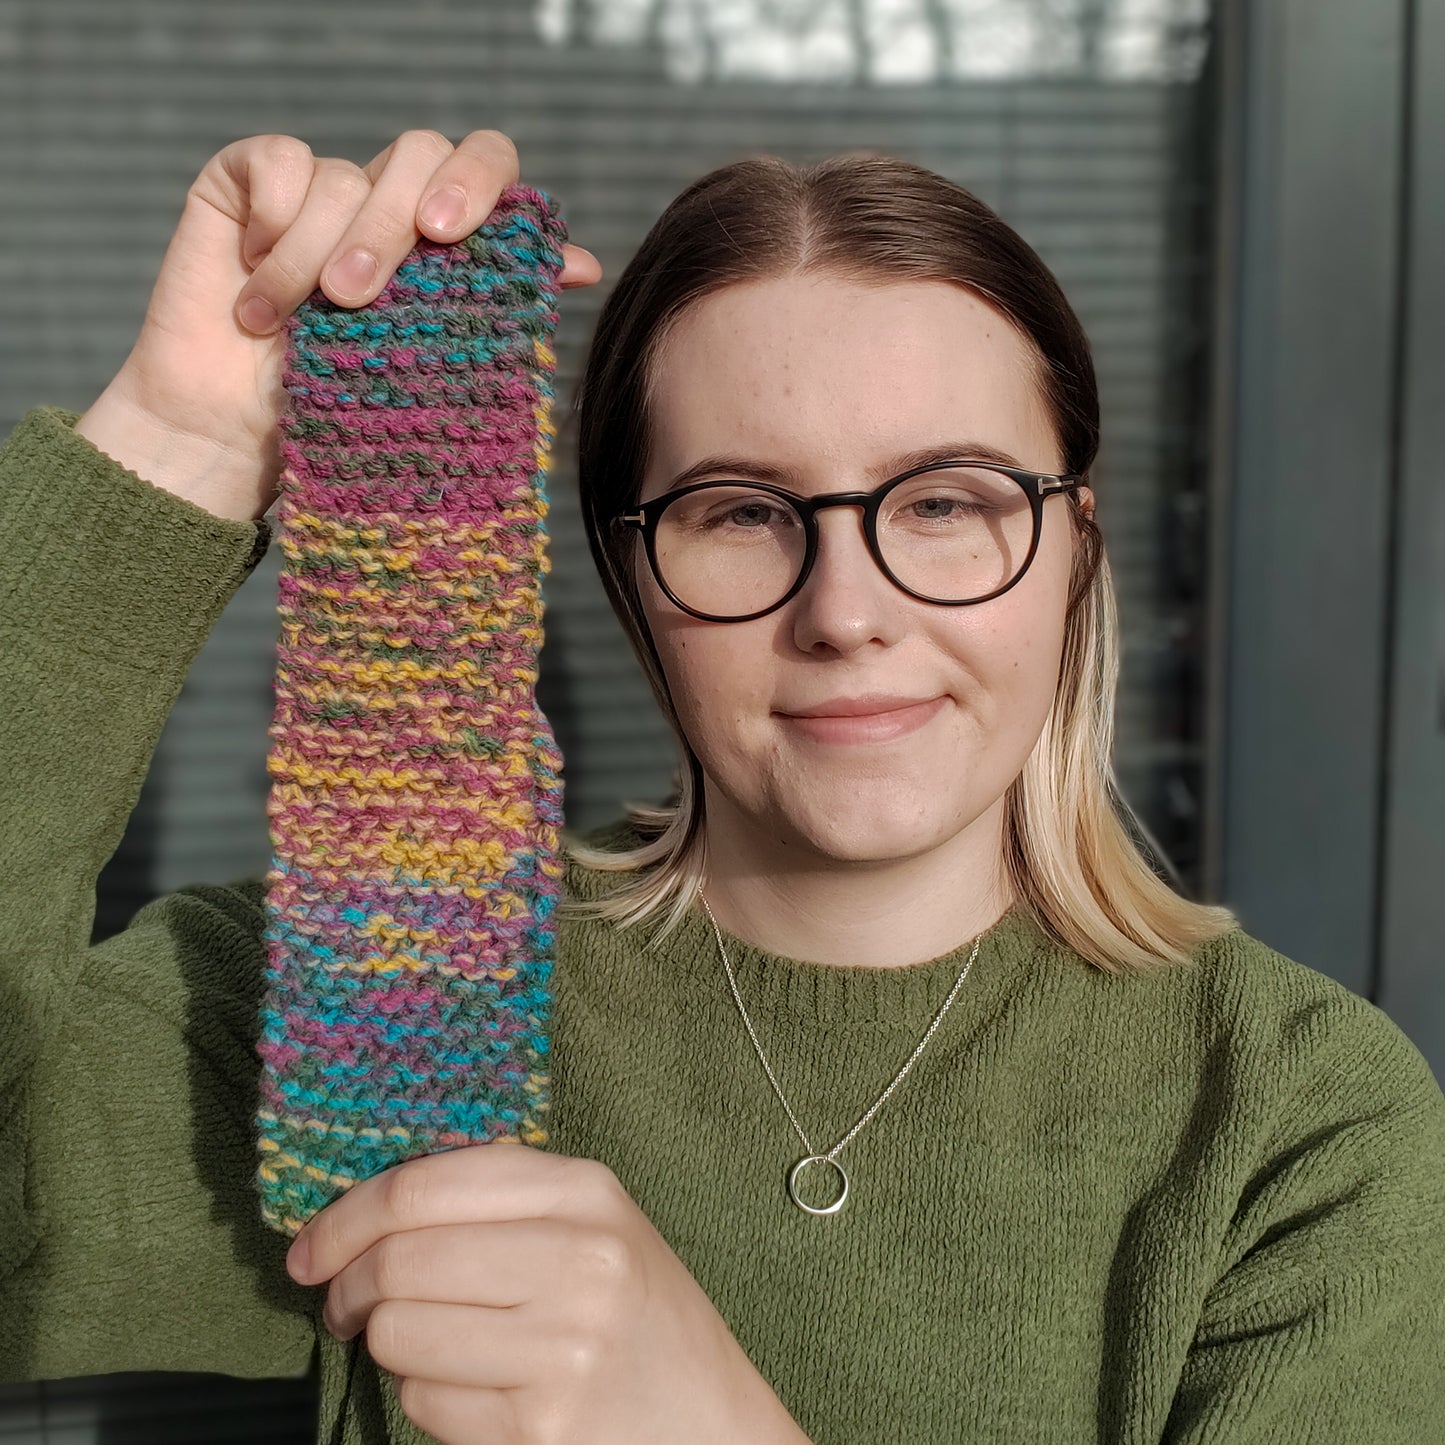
[
  {"xmin": 1214, "ymin": 0, "xmax": 1445, "ymax": 1075},
  {"xmin": 1379, "ymin": 0, "xmax": 1445, "ymax": 1076}
]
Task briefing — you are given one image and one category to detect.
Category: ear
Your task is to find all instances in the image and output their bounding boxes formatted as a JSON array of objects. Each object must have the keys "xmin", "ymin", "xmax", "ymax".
[{"xmin": 1076, "ymin": 485, "xmax": 1096, "ymax": 523}]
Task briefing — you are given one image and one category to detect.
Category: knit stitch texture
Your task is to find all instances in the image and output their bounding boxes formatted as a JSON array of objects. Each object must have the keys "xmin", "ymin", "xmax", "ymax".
[{"xmin": 253, "ymin": 186, "xmax": 569, "ymax": 1238}]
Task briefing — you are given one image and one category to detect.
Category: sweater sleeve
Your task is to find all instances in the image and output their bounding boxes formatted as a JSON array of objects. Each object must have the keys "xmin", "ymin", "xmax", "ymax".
[
  {"xmin": 1162, "ymin": 987, "xmax": 1445, "ymax": 1443},
  {"xmin": 0, "ymin": 405, "xmax": 317, "ymax": 1381}
]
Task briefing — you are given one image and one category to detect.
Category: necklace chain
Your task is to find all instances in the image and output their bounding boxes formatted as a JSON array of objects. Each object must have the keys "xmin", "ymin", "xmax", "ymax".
[{"xmin": 699, "ymin": 895, "xmax": 981, "ymax": 1214}]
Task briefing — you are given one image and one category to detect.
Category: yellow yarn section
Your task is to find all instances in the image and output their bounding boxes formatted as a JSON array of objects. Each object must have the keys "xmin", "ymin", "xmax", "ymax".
[{"xmin": 533, "ymin": 335, "xmax": 557, "ymax": 485}]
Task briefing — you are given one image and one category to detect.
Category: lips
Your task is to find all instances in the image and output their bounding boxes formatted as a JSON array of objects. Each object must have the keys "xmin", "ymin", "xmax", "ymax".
[
  {"xmin": 780, "ymin": 694, "xmax": 940, "ymax": 719},
  {"xmin": 777, "ymin": 695, "xmax": 948, "ymax": 744}
]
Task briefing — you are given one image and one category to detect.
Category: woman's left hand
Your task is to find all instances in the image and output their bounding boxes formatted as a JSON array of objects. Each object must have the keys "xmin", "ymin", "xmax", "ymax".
[{"xmin": 285, "ymin": 1141, "xmax": 810, "ymax": 1445}]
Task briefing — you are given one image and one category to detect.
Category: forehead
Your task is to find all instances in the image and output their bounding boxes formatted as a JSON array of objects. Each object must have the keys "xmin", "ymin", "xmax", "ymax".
[{"xmin": 641, "ymin": 275, "xmax": 1056, "ymax": 495}]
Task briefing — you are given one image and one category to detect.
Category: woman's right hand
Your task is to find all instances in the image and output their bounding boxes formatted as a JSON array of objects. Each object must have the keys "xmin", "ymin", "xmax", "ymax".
[{"xmin": 75, "ymin": 131, "xmax": 602, "ymax": 523}]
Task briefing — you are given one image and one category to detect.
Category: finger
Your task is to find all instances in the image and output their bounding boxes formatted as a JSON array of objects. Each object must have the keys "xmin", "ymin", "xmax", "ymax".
[
  {"xmin": 323, "ymin": 1217, "xmax": 561, "ymax": 1340},
  {"xmin": 287, "ymin": 1140, "xmax": 592, "ymax": 1285},
  {"xmin": 409, "ymin": 128, "xmax": 593, "ymax": 289},
  {"xmin": 309, "ymin": 129, "xmax": 458, "ymax": 307},
  {"xmin": 211, "ymin": 134, "xmax": 315, "ymax": 272},
  {"xmin": 393, "ymin": 1374, "xmax": 517, "ymax": 1445},
  {"xmin": 317, "ymin": 127, "xmax": 528, "ymax": 311},
  {"xmin": 359, "ymin": 132, "xmax": 597, "ymax": 291},
  {"xmin": 234, "ymin": 156, "xmax": 374, "ymax": 334},
  {"xmin": 358, "ymin": 133, "xmax": 403, "ymax": 184},
  {"xmin": 408, "ymin": 127, "xmax": 521, "ymax": 241},
  {"xmin": 367, "ymin": 1298, "xmax": 545, "ymax": 1389},
  {"xmin": 310, "ymin": 127, "xmax": 462, "ymax": 308},
  {"xmin": 561, "ymin": 244, "xmax": 603, "ymax": 288},
  {"xmin": 317, "ymin": 126, "xmax": 517, "ymax": 310}
]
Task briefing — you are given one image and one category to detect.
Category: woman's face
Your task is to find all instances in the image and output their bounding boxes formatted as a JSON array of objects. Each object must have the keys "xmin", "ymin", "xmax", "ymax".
[{"xmin": 633, "ymin": 273, "xmax": 1089, "ymax": 868}]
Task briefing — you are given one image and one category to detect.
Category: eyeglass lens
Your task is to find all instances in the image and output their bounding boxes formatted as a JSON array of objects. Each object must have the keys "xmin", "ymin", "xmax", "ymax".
[{"xmin": 652, "ymin": 467, "xmax": 1034, "ymax": 617}]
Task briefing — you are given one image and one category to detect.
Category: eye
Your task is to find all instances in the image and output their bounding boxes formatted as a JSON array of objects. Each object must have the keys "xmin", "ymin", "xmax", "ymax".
[
  {"xmin": 714, "ymin": 499, "xmax": 791, "ymax": 528},
  {"xmin": 907, "ymin": 496, "xmax": 985, "ymax": 522},
  {"xmin": 667, "ymin": 484, "xmax": 801, "ymax": 535},
  {"xmin": 882, "ymin": 467, "xmax": 1026, "ymax": 529}
]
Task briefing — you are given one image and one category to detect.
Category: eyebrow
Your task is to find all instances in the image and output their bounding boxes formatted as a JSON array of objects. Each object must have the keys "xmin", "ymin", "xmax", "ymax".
[{"xmin": 660, "ymin": 441, "xmax": 1031, "ymax": 494}]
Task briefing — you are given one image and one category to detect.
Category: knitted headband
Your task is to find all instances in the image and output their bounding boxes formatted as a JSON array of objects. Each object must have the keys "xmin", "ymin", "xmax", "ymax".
[{"xmin": 252, "ymin": 187, "xmax": 569, "ymax": 1239}]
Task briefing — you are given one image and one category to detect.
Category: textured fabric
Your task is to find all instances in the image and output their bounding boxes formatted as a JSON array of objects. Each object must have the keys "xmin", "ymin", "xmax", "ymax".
[
  {"xmin": 3, "ymin": 402, "xmax": 1445, "ymax": 1445},
  {"xmin": 257, "ymin": 189, "xmax": 567, "ymax": 1238}
]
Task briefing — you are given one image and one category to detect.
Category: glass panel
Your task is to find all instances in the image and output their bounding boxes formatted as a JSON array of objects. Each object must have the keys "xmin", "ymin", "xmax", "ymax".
[
  {"xmin": 656, "ymin": 486, "xmax": 808, "ymax": 616},
  {"xmin": 877, "ymin": 468, "xmax": 1033, "ymax": 600}
]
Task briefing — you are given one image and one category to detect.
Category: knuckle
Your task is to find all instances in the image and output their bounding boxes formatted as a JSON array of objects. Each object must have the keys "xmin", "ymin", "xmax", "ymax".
[
  {"xmin": 255, "ymin": 133, "xmax": 312, "ymax": 167},
  {"xmin": 575, "ymin": 1156, "xmax": 629, "ymax": 1207},
  {"xmin": 371, "ymin": 1234, "xmax": 411, "ymax": 1299},
  {"xmin": 568, "ymin": 1221, "xmax": 632, "ymax": 1284},
  {"xmin": 556, "ymin": 1325, "xmax": 604, "ymax": 1379},
  {"xmin": 568, "ymin": 1157, "xmax": 637, "ymax": 1222},
  {"xmin": 399, "ymin": 127, "xmax": 453, "ymax": 158},
  {"xmin": 380, "ymin": 1159, "xmax": 432, "ymax": 1224},
  {"xmin": 395, "ymin": 1374, "xmax": 429, "ymax": 1420},
  {"xmin": 316, "ymin": 157, "xmax": 371, "ymax": 202},
  {"xmin": 365, "ymin": 1298, "xmax": 409, "ymax": 1364},
  {"xmin": 254, "ymin": 244, "xmax": 307, "ymax": 290},
  {"xmin": 565, "ymin": 1153, "xmax": 615, "ymax": 1193},
  {"xmin": 472, "ymin": 128, "xmax": 520, "ymax": 171}
]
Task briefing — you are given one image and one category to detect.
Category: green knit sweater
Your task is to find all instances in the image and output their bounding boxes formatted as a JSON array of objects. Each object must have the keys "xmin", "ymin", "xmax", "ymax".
[{"xmin": 2, "ymin": 403, "xmax": 1443, "ymax": 1444}]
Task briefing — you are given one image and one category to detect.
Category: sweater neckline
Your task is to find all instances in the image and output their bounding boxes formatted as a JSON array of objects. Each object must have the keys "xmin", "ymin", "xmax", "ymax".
[{"xmin": 646, "ymin": 897, "xmax": 1056, "ymax": 1031}]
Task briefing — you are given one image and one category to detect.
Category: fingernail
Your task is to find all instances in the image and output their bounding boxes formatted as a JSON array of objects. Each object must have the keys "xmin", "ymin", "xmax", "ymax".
[
  {"xmin": 239, "ymin": 296, "xmax": 278, "ymax": 334},
  {"xmin": 327, "ymin": 249, "xmax": 378, "ymax": 298},
  {"xmin": 419, "ymin": 188, "xmax": 466, "ymax": 232}
]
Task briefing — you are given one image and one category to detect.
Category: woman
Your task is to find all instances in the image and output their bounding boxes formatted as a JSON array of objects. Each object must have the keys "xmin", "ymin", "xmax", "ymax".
[{"xmin": 1, "ymin": 129, "xmax": 1441, "ymax": 1445}]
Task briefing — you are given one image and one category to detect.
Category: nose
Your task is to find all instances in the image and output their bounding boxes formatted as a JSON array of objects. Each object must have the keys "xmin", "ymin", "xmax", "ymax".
[{"xmin": 787, "ymin": 504, "xmax": 906, "ymax": 654}]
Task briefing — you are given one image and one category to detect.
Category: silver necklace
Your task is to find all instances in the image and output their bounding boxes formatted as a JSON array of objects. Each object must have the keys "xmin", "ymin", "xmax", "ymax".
[{"xmin": 699, "ymin": 895, "xmax": 981, "ymax": 1217}]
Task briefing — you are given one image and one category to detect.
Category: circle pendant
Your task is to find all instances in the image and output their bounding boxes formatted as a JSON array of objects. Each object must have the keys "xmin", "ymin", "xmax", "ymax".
[{"xmin": 787, "ymin": 1155, "xmax": 849, "ymax": 1215}]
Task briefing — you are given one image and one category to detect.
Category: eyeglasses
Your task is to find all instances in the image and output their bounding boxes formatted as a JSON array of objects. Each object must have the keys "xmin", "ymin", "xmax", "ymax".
[{"xmin": 614, "ymin": 460, "xmax": 1087, "ymax": 623}]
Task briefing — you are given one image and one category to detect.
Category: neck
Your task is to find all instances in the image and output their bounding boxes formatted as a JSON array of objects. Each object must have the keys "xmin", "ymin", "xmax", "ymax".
[{"xmin": 699, "ymin": 792, "xmax": 1013, "ymax": 969}]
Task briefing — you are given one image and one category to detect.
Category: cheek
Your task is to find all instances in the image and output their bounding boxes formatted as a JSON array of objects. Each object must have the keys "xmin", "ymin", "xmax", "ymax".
[
  {"xmin": 956, "ymin": 528, "xmax": 1073, "ymax": 709},
  {"xmin": 1020, "ymin": 509, "xmax": 1078, "ymax": 632},
  {"xmin": 1019, "ymin": 539, "xmax": 1074, "ymax": 706},
  {"xmin": 947, "ymin": 606, "xmax": 1056, "ymax": 706},
  {"xmin": 641, "ymin": 597, "xmax": 761, "ymax": 739}
]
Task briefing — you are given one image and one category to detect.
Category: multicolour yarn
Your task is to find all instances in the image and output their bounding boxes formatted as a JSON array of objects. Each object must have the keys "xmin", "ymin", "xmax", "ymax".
[{"xmin": 253, "ymin": 186, "xmax": 568, "ymax": 1239}]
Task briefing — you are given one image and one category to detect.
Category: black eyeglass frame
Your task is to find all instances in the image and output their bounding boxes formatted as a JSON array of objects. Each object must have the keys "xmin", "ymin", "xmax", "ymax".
[{"xmin": 613, "ymin": 459, "xmax": 1088, "ymax": 623}]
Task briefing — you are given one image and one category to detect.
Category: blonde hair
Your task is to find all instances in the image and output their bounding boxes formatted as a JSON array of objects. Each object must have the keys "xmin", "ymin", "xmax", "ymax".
[{"xmin": 558, "ymin": 152, "xmax": 1239, "ymax": 976}]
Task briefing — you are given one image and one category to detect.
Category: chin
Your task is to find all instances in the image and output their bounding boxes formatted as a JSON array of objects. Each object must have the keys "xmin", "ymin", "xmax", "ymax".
[{"xmin": 781, "ymin": 800, "xmax": 959, "ymax": 866}]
